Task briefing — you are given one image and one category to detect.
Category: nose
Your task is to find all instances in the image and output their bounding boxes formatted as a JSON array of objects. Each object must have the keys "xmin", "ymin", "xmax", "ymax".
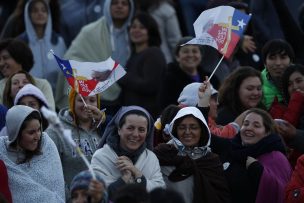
[
  {"xmin": 292, "ymin": 83, "xmax": 299, "ymax": 91},
  {"xmin": 33, "ymin": 132, "xmax": 41, "ymax": 141},
  {"xmin": 274, "ymin": 57, "xmax": 282, "ymax": 65},
  {"xmin": 19, "ymin": 82, "xmax": 26, "ymax": 89},
  {"xmin": 184, "ymin": 127, "xmax": 191, "ymax": 134}
]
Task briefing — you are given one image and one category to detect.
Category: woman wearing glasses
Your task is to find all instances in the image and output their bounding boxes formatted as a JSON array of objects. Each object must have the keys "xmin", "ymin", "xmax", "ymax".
[{"xmin": 153, "ymin": 106, "xmax": 230, "ymax": 203}]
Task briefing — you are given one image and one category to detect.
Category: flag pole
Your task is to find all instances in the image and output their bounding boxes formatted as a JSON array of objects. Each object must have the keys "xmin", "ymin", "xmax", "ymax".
[{"xmin": 207, "ymin": 55, "xmax": 224, "ymax": 82}]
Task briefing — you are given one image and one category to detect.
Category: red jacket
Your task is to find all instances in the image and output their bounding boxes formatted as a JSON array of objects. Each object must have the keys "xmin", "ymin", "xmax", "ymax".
[
  {"xmin": 285, "ymin": 155, "xmax": 304, "ymax": 203},
  {"xmin": 269, "ymin": 91, "xmax": 304, "ymax": 127},
  {"xmin": 0, "ymin": 160, "xmax": 12, "ymax": 203}
]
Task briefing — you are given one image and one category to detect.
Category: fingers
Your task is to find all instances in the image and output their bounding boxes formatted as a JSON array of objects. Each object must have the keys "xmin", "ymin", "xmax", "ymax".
[
  {"xmin": 116, "ymin": 157, "xmax": 133, "ymax": 171},
  {"xmin": 88, "ymin": 180, "xmax": 104, "ymax": 202}
]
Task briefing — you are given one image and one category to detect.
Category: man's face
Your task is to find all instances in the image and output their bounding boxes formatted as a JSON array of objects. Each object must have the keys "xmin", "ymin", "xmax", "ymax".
[
  {"xmin": 265, "ymin": 52, "xmax": 291, "ymax": 79},
  {"xmin": 110, "ymin": 0, "xmax": 129, "ymax": 22}
]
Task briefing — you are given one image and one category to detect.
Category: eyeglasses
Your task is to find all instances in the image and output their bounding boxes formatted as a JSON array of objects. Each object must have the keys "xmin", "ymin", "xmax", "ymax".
[{"xmin": 177, "ymin": 125, "xmax": 200, "ymax": 132}]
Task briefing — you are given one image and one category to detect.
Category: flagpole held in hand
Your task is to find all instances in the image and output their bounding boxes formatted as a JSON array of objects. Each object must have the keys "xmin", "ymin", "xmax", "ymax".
[
  {"xmin": 207, "ymin": 55, "xmax": 224, "ymax": 82},
  {"xmin": 79, "ymin": 94, "xmax": 96, "ymax": 123},
  {"xmin": 40, "ymin": 106, "xmax": 96, "ymax": 180}
]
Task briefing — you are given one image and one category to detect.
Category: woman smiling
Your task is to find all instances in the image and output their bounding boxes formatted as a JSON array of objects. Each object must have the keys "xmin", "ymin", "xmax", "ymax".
[
  {"xmin": 154, "ymin": 107, "xmax": 230, "ymax": 203},
  {"xmin": 91, "ymin": 106, "xmax": 165, "ymax": 201},
  {"xmin": 211, "ymin": 108, "xmax": 292, "ymax": 203},
  {"xmin": 0, "ymin": 105, "xmax": 65, "ymax": 202}
]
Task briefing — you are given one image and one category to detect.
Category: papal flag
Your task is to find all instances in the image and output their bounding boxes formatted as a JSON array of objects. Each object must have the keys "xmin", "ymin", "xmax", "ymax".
[
  {"xmin": 183, "ymin": 6, "xmax": 251, "ymax": 59},
  {"xmin": 53, "ymin": 54, "xmax": 126, "ymax": 96}
]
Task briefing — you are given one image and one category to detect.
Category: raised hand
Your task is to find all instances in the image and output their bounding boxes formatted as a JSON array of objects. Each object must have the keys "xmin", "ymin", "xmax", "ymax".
[{"xmin": 198, "ymin": 76, "xmax": 212, "ymax": 107}]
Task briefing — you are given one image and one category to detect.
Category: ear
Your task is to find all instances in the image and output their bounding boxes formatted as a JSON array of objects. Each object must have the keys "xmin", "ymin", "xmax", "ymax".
[
  {"xmin": 117, "ymin": 127, "xmax": 122, "ymax": 137},
  {"xmin": 175, "ymin": 54, "xmax": 181, "ymax": 64}
]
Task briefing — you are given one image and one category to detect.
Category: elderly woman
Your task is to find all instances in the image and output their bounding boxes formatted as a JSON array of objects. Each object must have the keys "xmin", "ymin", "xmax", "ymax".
[
  {"xmin": 153, "ymin": 107, "xmax": 230, "ymax": 203},
  {"xmin": 91, "ymin": 106, "xmax": 165, "ymax": 200},
  {"xmin": 0, "ymin": 105, "xmax": 65, "ymax": 202},
  {"xmin": 211, "ymin": 108, "xmax": 292, "ymax": 203}
]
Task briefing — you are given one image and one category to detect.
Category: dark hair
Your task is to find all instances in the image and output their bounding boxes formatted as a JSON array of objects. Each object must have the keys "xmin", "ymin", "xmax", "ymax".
[
  {"xmin": 16, "ymin": 97, "xmax": 49, "ymax": 130},
  {"xmin": 0, "ymin": 0, "xmax": 61, "ymax": 38},
  {"xmin": 150, "ymin": 188, "xmax": 185, "ymax": 203},
  {"xmin": 262, "ymin": 39, "xmax": 295, "ymax": 64},
  {"xmin": 243, "ymin": 108, "xmax": 276, "ymax": 134},
  {"xmin": 10, "ymin": 111, "xmax": 42, "ymax": 164},
  {"xmin": 218, "ymin": 66, "xmax": 262, "ymax": 115},
  {"xmin": 28, "ymin": 0, "xmax": 48, "ymax": 17},
  {"xmin": 153, "ymin": 105, "xmax": 181, "ymax": 145},
  {"xmin": 119, "ymin": 109, "xmax": 149, "ymax": 128},
  {"xmin": 160, "ymin": 104, "xmax": 180, "ymax": 132},
  {"xmin": 112, "ymin": 184, "xmax": 149, "ymax": 203},
  {"xmin": 3, "ymin": 70, "xmax": 36, "ymax": 108},
  {"xmin": 174, "ymin": 36, "xmax": 196, "ymax": 56},
  {"xmin": 172, "ymin": 115, "xmax": 209, "ymax": 146},
  {"xmin": 130, "ymin": 12, "xmax": 161, "ymax": 49},
  {"xmin": 282, "ymin": 64, "xmax": 304, "ymax": 102},
  {"xmin": 0, "ymin": 38, "xmax": 34, "ymax": 72}
]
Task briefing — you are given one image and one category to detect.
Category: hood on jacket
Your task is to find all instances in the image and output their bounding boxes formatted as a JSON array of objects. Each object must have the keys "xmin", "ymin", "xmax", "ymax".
[
  {"xmin": 168, "ymin": 106, "xmax": 211, "ymax": 149},
  {"xmin": 102, "ymin": 0, "xmax": 135, "ymax": 66},
  {"xmin": 178, "ymin": 82, "xmax": 218, "ymax": 107},
  {"xmin": 24, "ymin": 0, "xmax": 52, "ymax": 43},
  {"xmin": 14, "ymin": 84, "xmax": 49, "ymax": 108},
  {"xmin": 103, "ymin": 0, "xmax": 135, "ymax": 31},
  {"xmin": 6, "ymin": 105, "xmax": 40, "ymax": 144}
]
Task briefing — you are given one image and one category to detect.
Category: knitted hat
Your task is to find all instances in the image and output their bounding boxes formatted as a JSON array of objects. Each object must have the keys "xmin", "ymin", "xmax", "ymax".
[
  {"xmin": 70, "ymin": 170, "xmax": 106, "ymax": 193},
  {"xmin": 14, "ymin": 84, "xmax": 49, "ymax": 108},
  {"xmin": 177, "ymin": 82, "xmax": 218, "ymax": 106},
  {"xmin": 68, "ymin": 88, "xmax": 101, "ymax": 120},
  {"xmin": 6, "ymin": 105, "xmax": 39, "ymax": 144}
]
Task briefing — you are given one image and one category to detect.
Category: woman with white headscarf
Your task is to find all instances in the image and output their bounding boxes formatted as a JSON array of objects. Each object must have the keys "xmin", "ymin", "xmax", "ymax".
[{"xmin": 154, "ymin": 107, "xmax": 230, "ymax": 203}]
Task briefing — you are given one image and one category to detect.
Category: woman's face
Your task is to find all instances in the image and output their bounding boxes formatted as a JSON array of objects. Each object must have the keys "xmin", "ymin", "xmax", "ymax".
[
  {"xmin": 238, "ymin": 76, "xmax": 262, "ymax": 109},
  {"xmin": 176, "ymin": 116, "xmax": 202, "ymax": 147},
  {"xmin": 19, "ymin": 95, "xmax": 41, "ymax": 110},
  {"xmin": 240, "ymin": 112, "xmax": 267, "ymax": 145},
  {"xmin": 288, "ymin": 71, "xmax": 304, "ymax": 95},
  {"xmin": 30, "ymin": 1, "xmax": 48, "ymax": 27},
  {"xmin": 19, "ymin": 119, "xmax": 41, "ymax": 151},
  {"xmin": 74, "ymin": 94, "xmax": 98, "ymax": 122},
  {"xmin": 71, "ymin": 189, "xmax": 87, "ymax": 203},
  {"xmin": 176, "ymin": 45, "xmax": 202, "ymax": 72},
  {"xmin": 118, "ymin": 114, "xmax": 148, "ymax": 152},
  {"xmin": 129, "ymin": 19, "xmax": 149, "ymax": 46},
  {"xmin": 0, "ymin": 50, "xmax": 22, "ymax": 78},
  {"xmin": 10, "ymin": 73, "xmax": 31, "ymax": 99}
]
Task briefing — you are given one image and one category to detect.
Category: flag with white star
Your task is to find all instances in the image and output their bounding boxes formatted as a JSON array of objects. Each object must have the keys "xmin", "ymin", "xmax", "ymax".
[
  {"xmin": 183, "ymin": 6, "xmax": 251, "ymax": 59},
  {"xmin": 53, "ymin": 54, "xmax": 126, "ymax": 96}
]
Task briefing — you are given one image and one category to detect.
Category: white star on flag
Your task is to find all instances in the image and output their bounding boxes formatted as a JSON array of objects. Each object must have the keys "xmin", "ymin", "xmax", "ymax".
[{"xmin": 237, "ymin": 19, "xmax": 246, "ymax": 29}]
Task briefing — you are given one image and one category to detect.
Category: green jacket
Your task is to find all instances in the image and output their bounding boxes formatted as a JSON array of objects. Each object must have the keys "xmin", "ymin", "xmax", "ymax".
[{"xmin": 261, "ymin": 68, "xmax": 283, "ymax": 109}]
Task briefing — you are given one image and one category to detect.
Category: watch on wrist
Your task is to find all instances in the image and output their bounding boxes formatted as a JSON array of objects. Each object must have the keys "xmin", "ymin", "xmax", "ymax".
[{"xmin": 135, "ymin": 177, "xmax": 142, "ymax": 183}]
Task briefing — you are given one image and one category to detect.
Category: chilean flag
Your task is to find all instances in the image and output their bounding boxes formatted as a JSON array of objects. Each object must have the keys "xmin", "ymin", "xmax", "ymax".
[
  {"xmin": 53, "ymin": 54, "xmax": 126, "ymax": 96},
  {"xmin": 183, "ymin": 6, "xmax": 251, "ymax": 59}
]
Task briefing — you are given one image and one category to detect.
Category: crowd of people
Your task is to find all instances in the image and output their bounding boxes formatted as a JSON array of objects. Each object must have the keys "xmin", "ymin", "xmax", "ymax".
[{"xmin": 1, "ymin": 0, "xmax": 304, "ymax": 202}]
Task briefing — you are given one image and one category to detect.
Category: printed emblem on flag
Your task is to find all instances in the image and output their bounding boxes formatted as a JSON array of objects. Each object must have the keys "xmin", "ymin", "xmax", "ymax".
[
  {"xmin": 183, "ymin": 6, "xmax": 251, "ymax": 59},
  {"xmin": 53, "ymin": 54, "xmax": 126, "ymax": 96}
]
